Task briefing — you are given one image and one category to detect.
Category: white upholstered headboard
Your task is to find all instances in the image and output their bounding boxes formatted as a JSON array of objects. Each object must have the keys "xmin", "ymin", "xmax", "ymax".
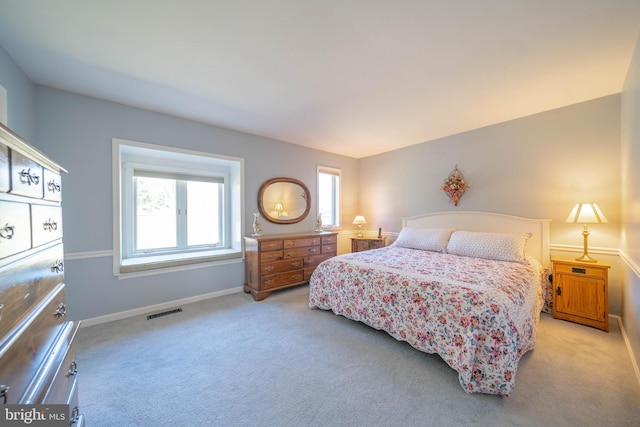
[{"xmin": 401, "ymin": 211, "xmax": 551, "ymax": 268}]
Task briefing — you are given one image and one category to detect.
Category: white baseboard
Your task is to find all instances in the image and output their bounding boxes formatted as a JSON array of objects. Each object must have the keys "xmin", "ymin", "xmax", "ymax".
[
  {"xmin": 80, "ymin": 286, "xmax": 244, "ymax": 327},
  {"xmin": 613, "ymin": 314, "xmax": 640, "ymax": 389}
]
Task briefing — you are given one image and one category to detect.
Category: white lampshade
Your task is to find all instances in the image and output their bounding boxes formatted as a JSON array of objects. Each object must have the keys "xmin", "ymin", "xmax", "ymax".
[
  {"xmin": 565, "ymin": 203, "xmax": 608, "ymax": 224},
  {"xmin": 352, "ymin": 215, "xmax": 367, "ymax": 225}
]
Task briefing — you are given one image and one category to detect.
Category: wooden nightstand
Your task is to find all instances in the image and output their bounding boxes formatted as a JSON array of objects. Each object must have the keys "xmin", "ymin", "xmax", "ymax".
[
  {"xmin": 551, "ymin": 257, "xmax": 610, "ymax": 331},
  {"xmin": 351, "ymin": 237, "xmax": 386, "ymax": 253}
]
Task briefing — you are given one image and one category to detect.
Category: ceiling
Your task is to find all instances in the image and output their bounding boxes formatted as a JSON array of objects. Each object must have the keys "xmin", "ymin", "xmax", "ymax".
[{"xmin": 0, "ymin": 1, "xmax": 638, "ymax": 159}]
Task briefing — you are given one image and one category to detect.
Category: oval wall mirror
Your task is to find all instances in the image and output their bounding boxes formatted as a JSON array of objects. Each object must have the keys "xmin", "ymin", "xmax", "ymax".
[{"xmin": 258, "ymin": 177, "xmax": 311, "ymax": 224}]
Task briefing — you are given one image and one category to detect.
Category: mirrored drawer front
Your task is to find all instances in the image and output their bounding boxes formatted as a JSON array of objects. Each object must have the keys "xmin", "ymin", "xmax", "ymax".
[
  {"xmin": 10, "ymin": 150, "xmax": 43, "ymax": 199},
  {"xmin": 43, "ymin": 168, "xmax": 62, "ymax": 202},
  {"xmin": 0, "ymin": 200, "xmax": 31, "ymax": 259},
  {"xmin": 0, "ymin": 284, "xmax": 67, "ymax": 404},
  {"xmin": 0, "ymin": 145, "xmax": 8, "ymax": 193},
  {"xmin": 0, "ymin": 243, "xmax": 65, "ymax": 338},
  {"xmin": 31, "ymin": 204, "xmax": 63, "ymax": 247}
]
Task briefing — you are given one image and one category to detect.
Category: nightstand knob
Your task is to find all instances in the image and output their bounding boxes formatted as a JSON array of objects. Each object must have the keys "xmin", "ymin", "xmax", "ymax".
[{"xmin": 556, "ymin": 286, "xmax": 562, "ymax": 296}]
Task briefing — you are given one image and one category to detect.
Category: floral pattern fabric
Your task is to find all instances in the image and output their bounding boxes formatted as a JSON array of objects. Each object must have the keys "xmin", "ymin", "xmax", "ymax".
[{"xmin": 308, "ymin": 246, "xmax": 545, "ymax": 396}]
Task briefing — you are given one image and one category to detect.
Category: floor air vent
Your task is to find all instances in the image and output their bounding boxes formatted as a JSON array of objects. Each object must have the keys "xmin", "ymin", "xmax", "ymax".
[{"xmin": 147, "ymin": 308, "xmax": 182, "ymax": 320}]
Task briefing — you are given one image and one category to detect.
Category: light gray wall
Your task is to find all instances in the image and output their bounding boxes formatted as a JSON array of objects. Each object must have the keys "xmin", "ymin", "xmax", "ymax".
[
  {"xmin": 621, "ymin": 32, "xmax": 640, "ymax": 378},
  {"xmin": 30, "ymin": 86, "xmax": 358, "ymax": 320},
  {"xmin": 0, "ymin": 44, "xmax": 35, "ymax": 141},
  {"xmin": 359, "ymin": 95, "xmax": 623, "ymax": 313}
]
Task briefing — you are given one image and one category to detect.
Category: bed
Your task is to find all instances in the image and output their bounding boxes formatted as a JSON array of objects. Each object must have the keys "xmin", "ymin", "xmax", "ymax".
[{"xmin": 309, "ymin": 211, "xmax": 551, "ymax": 396}]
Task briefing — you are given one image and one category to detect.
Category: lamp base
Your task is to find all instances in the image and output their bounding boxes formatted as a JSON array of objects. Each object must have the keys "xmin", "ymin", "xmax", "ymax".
[{"xmin": 575, "ymin": 254, "xmax": 597, "ymax": 263}]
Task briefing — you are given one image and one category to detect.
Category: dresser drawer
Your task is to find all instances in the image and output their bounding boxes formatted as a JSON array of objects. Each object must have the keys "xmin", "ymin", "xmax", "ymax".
[
  {"xmin": 259, "ymin": 240, "xmax": 283, "ymax": 251},
  {"xmin": 0, "ymin": 144, "xmax": 8, "ymax": 193},
  {"xmin": 261, "ymin": 258, "xmax": 303, "ymax": 275},
  {"xmin": 284, "ymin": 237, "xmax": 321, "ymax": 248},
  {"xmin": 0, "ymin": 284, "xmax": 67, "ymax": 404},
  {"xmin": 21, "ymin": 321, "xmax": 79, "ymax": 405},
  {"xmin": 0, "ymin": 200, "xmax": 31, "ymax": 259},
  {"xmin": 322, "ymin": 244, "xmax": 336, "ymax": 254},
  {"xmin": 31, "ymin": 204, "xmax": 63, "ymax": 247},
  {"xmin": 0, "ymin": 244, "xmax": 65, "ymax": 338},
  {"xmin": 284, "ymin": 246, "xmax": 321, "ymax": 258},
  {"xmin": 43, "ymin": 168, "xmax": 62, "ymax": 202},
  {"xmin": 321, "ymin": 235, "xmax": 337, "ymax": 245},
  {"xmin": 260, "ymin": 250, "xmax": 283, "ymax": 263},
  {"xmin": 554, "ymin": 263, "xmax": 607, "ymax": 278},
  {"xmin": 10, "ymin": 150, "xmax": 43, "ymax": 199},
  {"xmin": 262, "ymin": 271, "xmax": 304, "ymax": 290},
  {"xmin": 304, "ymin": 253, "xmax": 333, "ymax": 269}
]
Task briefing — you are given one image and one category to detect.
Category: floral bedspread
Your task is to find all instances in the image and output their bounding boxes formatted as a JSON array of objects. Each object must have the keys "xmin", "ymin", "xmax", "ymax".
[{"xmin": 308, "ymin": 246, "xmax": 544, "ymax": 396}]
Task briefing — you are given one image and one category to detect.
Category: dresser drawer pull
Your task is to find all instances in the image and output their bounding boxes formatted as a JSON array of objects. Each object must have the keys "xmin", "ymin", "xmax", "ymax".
[
  {"xmin": 70, "ymin": 406, "xmax": 80, "ymax": 425},
  {"xmin": 264, "ymin": 280, "xmax": 273, "ymax": 286},
  {"xmin": 52, "ymin": 260, "xmax": 64, "ymax": 273},
  {"xmin": 266, "ymin": 242, "xmax": 278, "ymax": 249},
  {"xmin": 67, "ymin": 360, "xmax": 78, "ymax": 377},
  {"xmin": 0, "ymin": 303, "xmax": 4, "ymax": 322},
  {"xmin": 0, "ymin": 223, "xmax": 14, "ymax": 239},
  {"xmin": 47, "ymin": 180, "xmax": 61, "ymax": 193},
  {"xmin": 292, "ymin": 274, "xmax": 302, "ymax": 281},
  {"xmin": 287, "ymin": 241, "xmax": 295, "ymax": 247},
  {"xmin": 43, "ymin": 219, "xmax": 58, "ymax": 231},
  {"xmin": 291, "ymin": 261, "xmax": 301, "ymax": 268},
  {"xmin": 19, "ymin": 168, "xmax": 40, "ymax": 186},
  {"xmin": 265, "ymin": 266, "xmax": 274, "ymax": 272},
  {"xmin": 571, "ymin": 267, "xmax": 586, "ymax": 274},
  {"xmin": 0, "ymin": 385, "xmax": 9, "ymax": 404},
  {"xmin": 54, "ymin": 303, "xmax": 66, "ymax": 318}
]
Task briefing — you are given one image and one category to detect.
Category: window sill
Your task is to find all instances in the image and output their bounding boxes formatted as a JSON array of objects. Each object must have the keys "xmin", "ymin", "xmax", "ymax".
[{"xmin": 116, "ymin": 249, "xmax": 242, "ymax": 278}]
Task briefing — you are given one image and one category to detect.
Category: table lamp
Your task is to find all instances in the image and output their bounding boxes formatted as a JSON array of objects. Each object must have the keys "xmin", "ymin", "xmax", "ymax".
[
  {"xmin": 565, "ymin": 203, "xmax": 607, "ymax": 263},
  {"xmin": 353, "ymin": 215, "xmax": 367, "ymax": 237}
]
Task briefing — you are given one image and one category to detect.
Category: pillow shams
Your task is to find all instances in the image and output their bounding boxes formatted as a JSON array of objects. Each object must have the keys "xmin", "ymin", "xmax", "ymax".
[
  {"xmin": 394, "ymin": 227, "xmax": 456, "ymax": 253},
  {"xmin": 446, "ymin": 231, "xmax": 529, "ymax": 263}
]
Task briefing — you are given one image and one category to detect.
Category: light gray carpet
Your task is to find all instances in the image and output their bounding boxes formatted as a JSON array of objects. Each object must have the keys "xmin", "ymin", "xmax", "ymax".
[{"xmin": 76, "ymin": 286, "xmax": 640, "ymax": 426}]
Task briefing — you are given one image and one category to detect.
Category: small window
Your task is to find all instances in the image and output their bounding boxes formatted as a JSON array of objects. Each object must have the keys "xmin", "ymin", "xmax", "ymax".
[
  {"xmin": 113, "ymin": 139, "xmax": 243, "ymax": 276},
  {"xmin": 317, "ymin": 166, "xmax": 341, "ymax": 228}
]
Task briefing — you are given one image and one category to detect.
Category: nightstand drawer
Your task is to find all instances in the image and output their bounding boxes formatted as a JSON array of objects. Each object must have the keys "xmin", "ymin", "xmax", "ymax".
[{"xmin": 554, "ymin": 263, "xmax": 607, "ymax": 278}]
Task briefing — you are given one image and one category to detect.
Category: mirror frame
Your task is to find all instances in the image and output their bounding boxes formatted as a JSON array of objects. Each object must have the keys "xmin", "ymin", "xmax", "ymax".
[{"xmin": 258, "ymin": 177, "xmax": 311, "ymax": 224}]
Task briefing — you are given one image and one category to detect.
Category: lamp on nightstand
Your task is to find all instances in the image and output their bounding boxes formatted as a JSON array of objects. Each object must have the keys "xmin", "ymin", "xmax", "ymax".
[
  {"xmin": 353, "ymin": 215, "xmax": 367, "ymax": 237},
  {"xmin": 565, "ymin": 203, "xmax": 608, "ymax": 263}
]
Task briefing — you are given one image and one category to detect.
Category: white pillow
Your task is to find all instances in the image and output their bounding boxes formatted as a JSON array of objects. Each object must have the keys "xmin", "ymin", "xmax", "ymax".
[
  {"xmin": 394, "ymin": 227, "xmax": 456, "ymax": 253},
  {"xmin": 446, "ymin": 231, "xmax": 529, "ymax": 263}
]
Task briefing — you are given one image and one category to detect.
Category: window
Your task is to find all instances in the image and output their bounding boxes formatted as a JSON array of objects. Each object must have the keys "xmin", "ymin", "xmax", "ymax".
[
  {"xmin": 317, "ymin": 166, "xmax": 341, "ymax": 228},
  {"xmin": 113, "ymin": 139, "xmax": 243, "ymax": 276},
  {"xmin": 132, "ymin": 171, "xmax": 223, "ymax": 254}
]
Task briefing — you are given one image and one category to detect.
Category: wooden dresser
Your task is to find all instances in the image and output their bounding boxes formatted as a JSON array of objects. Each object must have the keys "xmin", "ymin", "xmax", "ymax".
[
  {"xmin": 244, "ymin": 231, "xmax": 337, "ymax": 300},
  {"xmin": 0, "ymin": 124, "xmax": 84, "ymax": 425}
]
